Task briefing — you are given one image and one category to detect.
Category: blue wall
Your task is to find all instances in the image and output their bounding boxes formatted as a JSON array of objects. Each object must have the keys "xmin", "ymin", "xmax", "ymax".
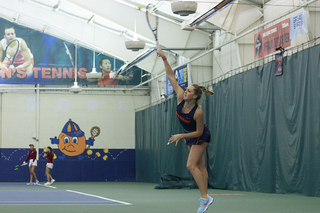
[{"xmin": 0, "ymin": 148, "xmax": 135, "ymax": 182}]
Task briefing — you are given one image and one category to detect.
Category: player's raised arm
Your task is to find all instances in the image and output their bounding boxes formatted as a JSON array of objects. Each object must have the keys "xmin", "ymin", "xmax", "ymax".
[{"xmin": 157, "ymin": 48, "xmax": 184, "ymax": 103}]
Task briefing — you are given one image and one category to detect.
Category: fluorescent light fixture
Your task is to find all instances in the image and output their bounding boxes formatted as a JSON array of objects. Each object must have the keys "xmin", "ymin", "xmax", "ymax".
[
  {"xmin": 188, "ymin": 0, "xmax": 236, "ymax": 27},
  {"xmin": 86, "ymin": 67, "xmax": 102, "ymax": 79},
  {"xmin": 114, "ymin": 48, "xmax": 156, "ymax": 77}
]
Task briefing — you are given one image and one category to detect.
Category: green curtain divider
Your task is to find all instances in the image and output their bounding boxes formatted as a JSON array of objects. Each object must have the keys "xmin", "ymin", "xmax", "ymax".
[{"xmin": 135, "ymin": 44, "xmax": 320, "ymax": 197}]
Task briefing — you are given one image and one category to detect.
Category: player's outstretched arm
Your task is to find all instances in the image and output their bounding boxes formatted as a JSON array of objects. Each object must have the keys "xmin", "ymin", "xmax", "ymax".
[{"xmin": 157, "ymin": 48, "xmax": 184, "ymax": 102}]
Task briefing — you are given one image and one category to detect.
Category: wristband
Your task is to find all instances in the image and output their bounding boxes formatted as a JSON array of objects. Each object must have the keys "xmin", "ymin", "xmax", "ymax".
[{"xmin": 162, "ymin": 56, "xmax": 167, "ymax": 61}]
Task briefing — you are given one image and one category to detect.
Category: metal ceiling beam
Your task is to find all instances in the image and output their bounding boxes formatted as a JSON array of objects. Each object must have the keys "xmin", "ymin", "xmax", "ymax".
[
  {"xmin": 0, "ymin": 2, "xmax": 128, "ymax": 62},
  {"xmin": 240, "ymin": 0, "xmax": 263, "ymax": 8},
  {"xmin": 130, "ymin": 0, "xmax": 319, "ymax": 90}
]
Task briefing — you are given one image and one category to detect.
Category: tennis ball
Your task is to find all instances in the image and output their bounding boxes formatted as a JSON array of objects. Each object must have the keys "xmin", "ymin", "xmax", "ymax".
[
  {"xmin": 137, "ymin": 5, "xmax": 142, "ymax": 10},
  {"xmin": 54, "ymin": 154, "xmax": 57, "ymax": 159},
  {"xmin": 95, "ymin": 152, "xmax": 101, "ymax": 157},
  {"xmin": 87, "ymin": 149, "xmax": 93, "ymax": 155},
  {"xmin": 103, "ymin": 148, "xmax": 109, "ymax": 153},
  {"xmin": 103, "ymin": 155, "xmax": 108, "ymax": 161},
  {"xmin": 43, "ymin": 147, "xmax": 47, "ymax": 152}
]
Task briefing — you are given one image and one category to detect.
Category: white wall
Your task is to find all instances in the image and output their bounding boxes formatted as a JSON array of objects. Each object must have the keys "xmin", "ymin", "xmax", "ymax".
[
  {"xmin": 212, "ymin": 39, "xmax": 241, "ymax": 79},
  {"xmin": 1, "ymin": 93, "xmax": 37, "ymax": 149},
  {"xmin": 1, "ymin": 92, "xmax": 150, "ymax": 149}
]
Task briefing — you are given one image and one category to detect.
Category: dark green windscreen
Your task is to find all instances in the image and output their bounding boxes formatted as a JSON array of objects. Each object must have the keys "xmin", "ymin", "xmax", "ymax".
[{"xmin": 135, "ymin": 44, "xmax": 320, "ymax": 197}]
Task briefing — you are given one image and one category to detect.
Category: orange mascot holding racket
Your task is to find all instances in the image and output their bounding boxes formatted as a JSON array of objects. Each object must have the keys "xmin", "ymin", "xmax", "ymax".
[{"xmin": 50, "ymin": 119, "xmax": 99, "ymax": 160}]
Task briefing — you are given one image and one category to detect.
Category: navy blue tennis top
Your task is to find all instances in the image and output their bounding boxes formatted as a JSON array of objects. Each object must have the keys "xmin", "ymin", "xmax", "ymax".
[{"xmin": 176, "ymin": 100, "xmax": 211, "ymax": 145}]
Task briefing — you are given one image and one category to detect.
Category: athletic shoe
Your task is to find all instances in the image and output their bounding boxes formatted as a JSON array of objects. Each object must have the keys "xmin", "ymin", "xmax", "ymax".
[
  {"xmin": 26, "ymin": 182, "xmax": 33, "ymax": 185},
  {"xmin": 44, "ymin": 182, "xmax": 51, "ymax": 186},
  {"xmin": 33, "ymin": 180, "xmax": 39, "ymax": 185},
  {"xmin": 197, "ymin": 195, "xmax": 214, "ymax": 213},
  {"xmin": 50, "ymin": 179, "xmax": 55, "ymax": 184}
]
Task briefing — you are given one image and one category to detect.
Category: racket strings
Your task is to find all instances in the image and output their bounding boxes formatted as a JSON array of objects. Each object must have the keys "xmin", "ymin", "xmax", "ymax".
[
  {"xmin": 92, "ymin": 129, "xmax": 99, "ymax": 136},
  {"xmin": 146, "ymin": 4, "xmax": 158, "ymax": 31},
  {"xmin": 91, "ymin": 127, "xmax": 100, "ymax": 137},
  {"xmin": 6, "ymin": 41, "xmax": 19, "ymax": 58},
  {"xmin": 147, "ymin": 14, "xmax": 157, "ymax": 30}
]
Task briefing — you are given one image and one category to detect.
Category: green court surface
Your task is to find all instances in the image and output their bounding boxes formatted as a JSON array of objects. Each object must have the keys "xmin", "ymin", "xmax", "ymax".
[{"xmin": 0, "ymin": 182, "xmax": 319, "ymax": 213}]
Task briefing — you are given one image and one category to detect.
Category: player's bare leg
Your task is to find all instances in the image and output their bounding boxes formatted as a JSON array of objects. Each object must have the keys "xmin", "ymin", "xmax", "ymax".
[{"xmin": 187, "ymin": 143, "xmax": 208, "ymax": 198}]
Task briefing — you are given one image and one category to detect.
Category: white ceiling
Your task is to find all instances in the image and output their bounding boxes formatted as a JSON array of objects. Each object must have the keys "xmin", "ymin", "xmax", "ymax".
[{"xmin": 0, "ymin": 0, "xmax": 267, "ymax": 75}]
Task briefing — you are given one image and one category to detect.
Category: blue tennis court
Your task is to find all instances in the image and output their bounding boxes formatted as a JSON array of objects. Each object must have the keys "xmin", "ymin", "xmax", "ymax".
[
  {"xmin": 0, "ymin": 182, "xmax": 46, "ymax": 188},
  {"xmin": 0, "ymin": 183, "xmax": 131, "ymax": 205},
  {"xmin": 1, "ymin": 182, "xmax": 320, "ymax": 213}
]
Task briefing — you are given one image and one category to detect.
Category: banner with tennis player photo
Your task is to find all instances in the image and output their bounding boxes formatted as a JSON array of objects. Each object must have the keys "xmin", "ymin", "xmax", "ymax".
[
  {"xmin": 0, "ymin": 17, "xmax": 148, "ymax": 85},
  {"xmin": 254, "ymin": 19, "xmax": 291, "ymax": 59},
  {"xmin": 166, "ymin": 64, "xmax": 188, "ymax": 96}
]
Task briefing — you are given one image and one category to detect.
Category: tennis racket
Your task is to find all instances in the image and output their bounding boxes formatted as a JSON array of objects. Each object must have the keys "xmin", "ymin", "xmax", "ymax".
[
  {"xmin": 63, "ymin": 42, "xmax": 74, "ymax": 68},
  {"xmin": 13, "ymin": 162, "xmax": 27, "ymax": 171},
  {"xmin": 5, "ymin": 39, "xmax": 19, "ymax": 68},
  {"xmin": 63, "ymin": 42, "xmax": 85, "ymax": 78},
  {"xmin": 87, "ymin": 126, "xmax": 101, "ymax": 150},
  {"xmin": 146, "ymin": 3, "xmax": 159, "ymax": 51}
]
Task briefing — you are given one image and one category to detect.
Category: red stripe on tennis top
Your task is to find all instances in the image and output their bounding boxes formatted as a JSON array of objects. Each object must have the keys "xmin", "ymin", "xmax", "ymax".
[
  {"xmin": 176, "ymin": 111, "xmax": 190, "ymax": 124},
  {"xmin": 196, "ymin": 137, "xmax": 200, "ymax": 145}
]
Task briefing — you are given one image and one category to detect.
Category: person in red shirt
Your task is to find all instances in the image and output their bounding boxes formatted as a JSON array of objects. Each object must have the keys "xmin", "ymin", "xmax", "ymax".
[
  {"xmin": 43, "ymin": 146, "xmax": 55, "ymax": 185},
  {"xmin": 23, "ymin": 144, "xmax": 39, "ymax": 185}
]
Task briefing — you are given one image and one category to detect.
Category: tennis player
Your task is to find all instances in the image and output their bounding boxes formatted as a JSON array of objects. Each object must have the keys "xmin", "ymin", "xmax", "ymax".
[
  {"xmin": 43, "ymin": 146, "xmax": 55, "ymax": 185},
  {"xmin": 23, "ymin": 144, "xmax": 39, "ymax": 185},
  {"xmin": 157, "ymin": 49, "xmax": 214, "ymax": 213},
  {"xmin": 87, "ymin": 58, "xmax": 133, "ymax": 85},
  {"xmin": 0, "ymin": 27, "xmax": 34, "ymax": 76}
]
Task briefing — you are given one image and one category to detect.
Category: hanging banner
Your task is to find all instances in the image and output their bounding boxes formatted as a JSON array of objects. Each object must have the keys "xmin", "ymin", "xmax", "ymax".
[
  {"xmin": 290, "ymin": 11, "xmax": 308, "ymax": 40},
  {"xmin": 0, "ymin": 18, "xmax": 147, "ymax": 85},
  {"xmin": 166, "ymin": 64, "xmax": 188, "ymax": 96},
  {"xmin": 275, "ymin": 53, "xmax": 283, "ymax": 76},
  {"xmin": 254, "ymin": 19, "xmax": 290, "ymax": 59}
]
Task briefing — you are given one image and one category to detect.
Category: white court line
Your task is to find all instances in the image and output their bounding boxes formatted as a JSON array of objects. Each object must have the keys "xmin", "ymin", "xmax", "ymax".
[
  {"xmin": 66, "ymin": 190, "xmax": 132, "ymax": 205},
  {"xmin": 0, "ymin": 201, "xmax": 113, "ymax": 203},
  {"xmin": 38, "ymin": 184, "xmax": 57, "ymax": 189}
]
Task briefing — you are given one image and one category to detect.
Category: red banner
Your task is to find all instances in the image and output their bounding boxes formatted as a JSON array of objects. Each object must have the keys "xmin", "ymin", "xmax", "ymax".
[{"xmin": 254, "ymin": 19, "xmax": 290, "ymax": 59}]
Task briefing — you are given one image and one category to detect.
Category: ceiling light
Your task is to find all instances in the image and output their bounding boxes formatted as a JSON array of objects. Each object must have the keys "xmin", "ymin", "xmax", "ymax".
[
  {"xmin": 125, "ymin": 40, "xmax": 146, "ymax": 51},
  {"xmin": 69, "ymin": 82, "xmax": 82, "ymax": 94},
  {"xmin": 171, "ymin": 1, "xmax": 198, "ymax": 16},
  {"xmin": 125, "ymin": 4, "xmax": 145, "ymax": 51},
  {"xmin": 86, "ymin": 67, "xmax": 102, "ymax": 79}
]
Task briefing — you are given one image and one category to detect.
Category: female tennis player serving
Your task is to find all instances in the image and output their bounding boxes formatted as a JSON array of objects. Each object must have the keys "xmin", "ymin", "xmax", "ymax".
[
  {"xmin": 23, "ymin": 144, "xmax": 39, "ymax": 185},
  {"xmin": 157, "ymin": 49, "xmax": 214, "ymax": 213}
]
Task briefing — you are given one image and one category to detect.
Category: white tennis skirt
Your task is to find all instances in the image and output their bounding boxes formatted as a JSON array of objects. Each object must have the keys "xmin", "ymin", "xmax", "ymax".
[
  {"xmin": 29, "ymin": 159, "xmax": 37, "ymax": 167},
  {"xmin": 46, "ymin": 163, "xmax": 53, "ymax": 169}
]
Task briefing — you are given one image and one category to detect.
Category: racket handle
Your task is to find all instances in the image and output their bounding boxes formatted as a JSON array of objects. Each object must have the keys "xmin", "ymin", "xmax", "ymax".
[
  {"xmin": 156, "ymin": 40, "xmax": 159, "ymax": 52},
  {"xmin": 87, "ymin": 145, "xmax": 91, "ymax": 150}
]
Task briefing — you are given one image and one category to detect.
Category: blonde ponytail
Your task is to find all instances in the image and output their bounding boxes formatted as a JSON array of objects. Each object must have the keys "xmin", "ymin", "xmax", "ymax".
[
  {"xmin": 199, "ymin": 86, "xmax": 214, "ymax": 95},
  {"xmin": 192, "ymin": 84, "xmax": 214, "ymax": 103}
]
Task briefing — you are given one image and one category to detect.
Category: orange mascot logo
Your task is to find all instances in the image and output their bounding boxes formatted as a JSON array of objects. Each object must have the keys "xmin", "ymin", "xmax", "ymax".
[{"xmin": 50, "ymin": 119, "xmax": 98, "ymax": 160}]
